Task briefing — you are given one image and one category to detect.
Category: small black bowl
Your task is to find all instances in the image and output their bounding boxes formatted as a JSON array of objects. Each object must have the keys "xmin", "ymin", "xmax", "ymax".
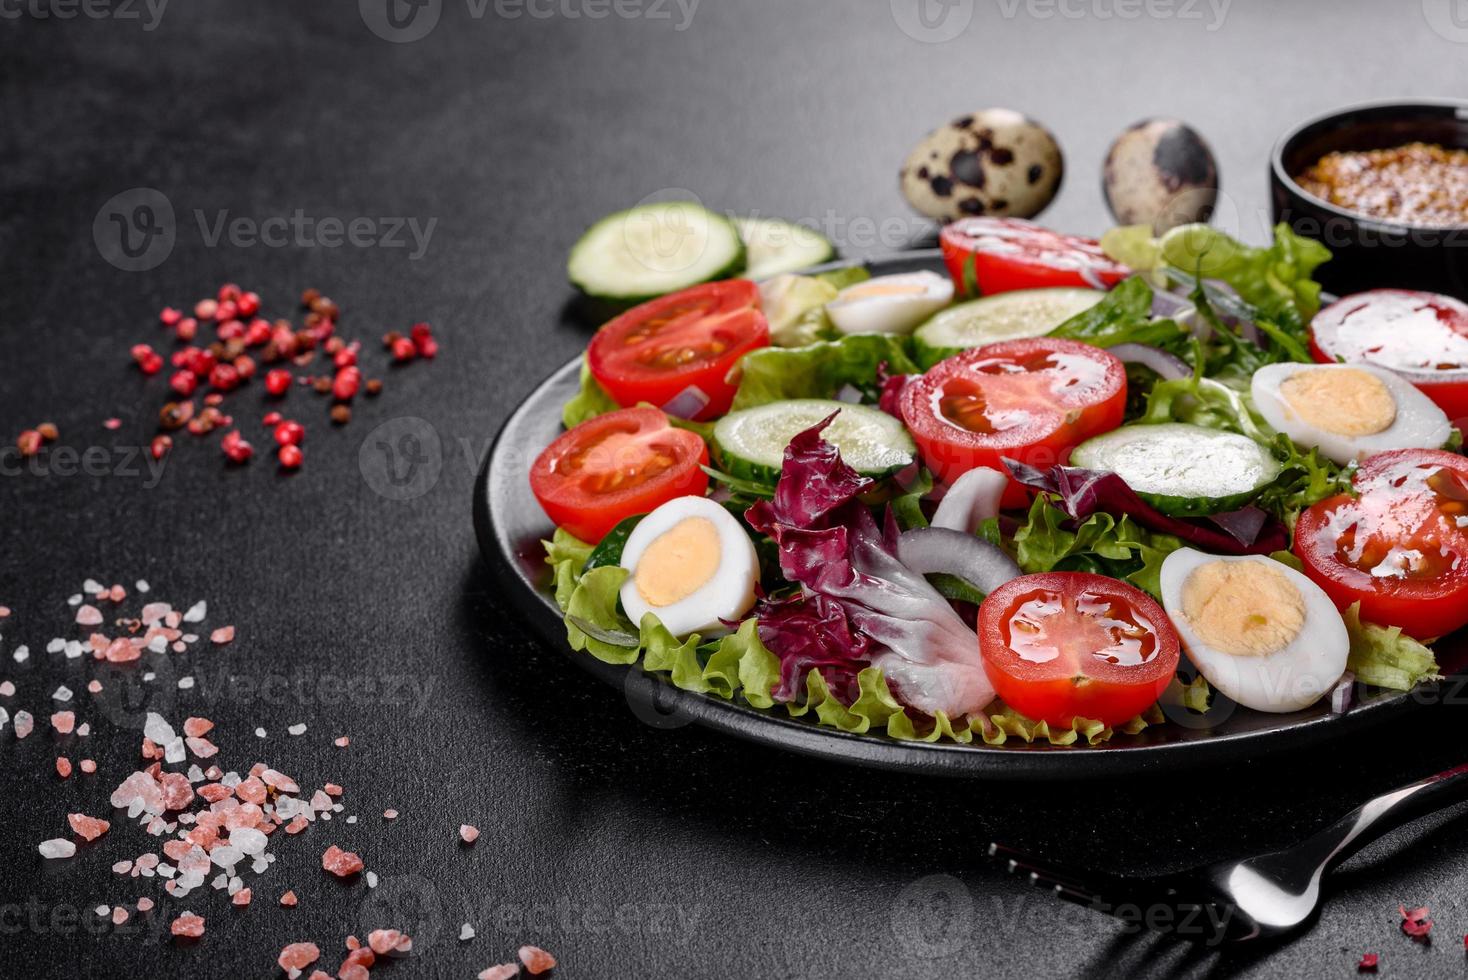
[{"xmin": 1270, "ymin": 99, "xmax": 1468, "ymax": 300}]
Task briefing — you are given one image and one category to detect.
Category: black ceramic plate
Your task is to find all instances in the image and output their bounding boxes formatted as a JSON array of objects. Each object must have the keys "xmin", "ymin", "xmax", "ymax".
[{"xmin": 473, "ymin": 251, "xmax": 1460, "ymax": 779}]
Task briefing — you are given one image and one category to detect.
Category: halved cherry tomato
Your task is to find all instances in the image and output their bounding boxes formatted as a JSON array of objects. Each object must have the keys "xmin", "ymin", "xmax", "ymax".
[
  {"xmin": 939, "ymin": 217, "xmax": 1131, "ymax": 298},
  {"xmin": 587, "ymin": 280, "xmax": 769, "ymax": 422},
  {"xmin": 1310, "ymin": 290, "xmax": 1468, "ymax": 426},
  {"xmin": 898, "ymin": 337, "xmax": 1127, "ymax": 505},
  {"xmin": 1294, "ymin": 448, "xmax": 1468, "ymax": 639},
  {"xmin": 978, "ymin": 572, "xmax": 1180, "ymax": 727},
  {"xmin": 530, "ymin": 406, "xmax": 709, "ymax": 543}
]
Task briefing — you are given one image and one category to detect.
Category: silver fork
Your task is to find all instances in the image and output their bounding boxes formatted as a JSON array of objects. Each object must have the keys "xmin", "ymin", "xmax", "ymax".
[{"xmin": 990, "ymin": 761, "xmax": 1468, "ymax": 944}]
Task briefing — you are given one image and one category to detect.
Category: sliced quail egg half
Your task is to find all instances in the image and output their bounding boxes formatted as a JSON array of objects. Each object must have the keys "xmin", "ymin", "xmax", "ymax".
[
  {"xmin": 826, "ymin": 271, "xmax": 953, "ymax": 336},
  {"xmin": 618, "ymin": 495, "xmax": 758, "ymax": 638},
  {"xmin": 1251, "ymin": 362, "xmax": 1451, "ymax": 466},
  {"xmin": 1159, "ymin": 549, "xmax": 1348, "ymax": 713}
]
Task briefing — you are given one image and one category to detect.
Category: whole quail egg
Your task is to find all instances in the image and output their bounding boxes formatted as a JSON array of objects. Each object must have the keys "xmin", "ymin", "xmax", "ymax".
[
  {"xmin": 900, "ymin": 108, "xmax": 1064, "ymax": 223},
  {"xmin": 1102, "ymin": 119, "xmax": 1219, "ymax": 233}
]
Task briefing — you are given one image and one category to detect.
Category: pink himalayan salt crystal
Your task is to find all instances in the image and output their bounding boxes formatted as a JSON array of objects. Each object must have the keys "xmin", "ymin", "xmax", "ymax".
[
  {"xmin": 140, "ymin": 602, "xmax": 170, "ymax": 625},
  {"xmin": 137, "ymin": 897, "xmax": 154, "ymax": 912},
  {"xmin": 277, "ymin": 943, "xmax": 321, "ymax": 974},
  {"xmin": 111, "ymin": 770, "xmax": 164, "ymax": 812},
  {"xmin": 334, "ymin": 736, "xmax": 350, "ymax": 748},
  {"xmin": 80, "ymin": 759, "xmax": 96, "ymax": 773},
  {"xmin": 261, "ymin": 768, "xmax": 300, "ymax": 793},
  {"xmin": 103, "ymin": 418, "xmax": 122, "ymax": 430},
  {"xmin": 0, "ymin": 681, "xmax": 13, "ymax": 696},
  {"xmin": 232, "ymin": 888, "xmax": 252, "ymax": 907},
  {"xmin": 322, "ymin": 845, "xmax": 364, "ymax": 877},
  {"xmin": 185, "ymin": 736, "xmax": 218, "ymax": 759},
  {"xmin": 68, "ymin": 813, "xmax": 110, "ymax": 840},
  {"xmin": 338, "ymin": 966, "xmax": 370, "ymax": 980},
  {"xmin": 279, "ymin": 891, "xmax": 298, "ymax": 907},
  {"xmin": 112, "ymin": 860, "xmax": 133, "ymax": 874},
  {"xmin": 14, "ymin": 711, "xmax": 34, "ymax": 739},
  {"xmin": 285, "ymin": 816, "xmax": 309, "ymax": 835},
  {"xmin": 87, "ymin": 680, "xmax": 102, "ymax": 694},
  {"xmin": 324, "ymin": 783, "xmax": 343, "ymax": 797},
  {"xmin": 210, "ymin": 625, "xmax": 235, "ymax": 645},
  {"xmin": 183, "ymin": 717, "xmax": 213, "ymax": 737},
  {"xmin": 109, "ymin": 584, "xmax": 126, "ymax": 602},
  {"xmin": 112, "ymin": 907, "xmax": 128, "ymax": 926},
  {"xmin": 160, "ymin": 771, "xmax": 195, "ymax": 810},
  {"xmin": 50, "ymin": 711, "xmax": 75, "ymax": 734},
  {"xmin": 56, "ymin": 758, "xmax": 72, "ymax": 778},
  {"xmin": 308, "ymin": 974, "xmax": 333, "ymax": 980},
  {"xmin": 170, "ymin": 912, "xmax": 205, "ymax": 938},
  {"xmin": 459, "ymin": 824, "xmax": 480, "ymax": 844},
  {"xmin": 383, "ymin": 809, "xmax": 398, "ymax": 820},
  {"xmin": 0, "ymin": 606, "xmax": 7, "ymax": 617},
  {"xmin": 519, "ymin": 946, "xmax": 556, "ymax": 975},
  {"xmin": 479, "ymin": 966, "xmax": 519, "ymax": 980},
  {"xmin": 235, "ymin": 776, "xmax": 267, "ymax": 805},
  {"xmin": 75, "ymin": 605, "xmax": 103, "ymax": 626},
  {"xmin": 367, "ymin": 930, "xmax": 411, "ymax": 955},
  {"xmin": 105, "ymin": 638, "xmax": 141, "ymax": 663}
]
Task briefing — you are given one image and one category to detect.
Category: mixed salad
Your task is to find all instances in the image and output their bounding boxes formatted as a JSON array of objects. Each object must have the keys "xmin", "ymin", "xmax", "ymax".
[{"xmin": 532, "ymin": 206, "xmax": 1464, "ymax": 747}]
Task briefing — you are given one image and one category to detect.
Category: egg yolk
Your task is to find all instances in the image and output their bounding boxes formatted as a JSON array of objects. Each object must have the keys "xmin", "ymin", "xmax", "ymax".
[
  {"xmin": 1180, "ymin": 560, "xmax": 1305, "ymax": 657},
  {"xmin": 1278, "ymin": 368, "xmax": 1396, "ymax": 437},
  {"xmin": 633, "ymin": 517, "xmax": 722, "ymax": 609},
  {"xmin": 841, "ymin": 282, "xmax": 930, "ymax": 300}
]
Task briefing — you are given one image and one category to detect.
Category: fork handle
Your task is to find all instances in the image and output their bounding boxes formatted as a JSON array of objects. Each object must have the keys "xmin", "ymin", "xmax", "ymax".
[{"xmin": 1306, "ymin": 761, "xmax": 1468, "ymax": 872}]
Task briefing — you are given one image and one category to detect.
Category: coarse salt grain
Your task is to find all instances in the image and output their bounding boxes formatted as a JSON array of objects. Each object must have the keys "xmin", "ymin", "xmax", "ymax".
[
  {"xmin": 14, "ymin": 711, "xmax": 33, "ymax": 738},
  {"xmin": 80, "ymin": 759, "xmax": 97, "ymax": 773},
  {"xmin": 321, "ymin": 845, "xmax": 364, "ymax": 877},
  {"xmin": 137, "ymin": 897, "xmax": 154, "ymax": 912},
  {"xmin": 178, "ymin": 677, "xmax": 195, "ymax": 690},
  {"xmin": 288, "ymin": 723, "xmax": 307, "ymax": 736},
  {"xmin": 478, "ymin": 966, "xmax": 519, "ymax": 980},
  {"xmin": 277, "ymin": 942, "xmax": 320, "ymax": 974},
  {"xmin": 56, "ymin": 757, "xmax": 73, "ymax": 777},
  {"xmin": 519, "ymin": 946, "xmax": 557, "ymax": 975},
  {"xmin": 13, "ymin": 646, "xmax": 28, "ymax": 663},
  {"xmin": 39, "ymin": 839, "xmax": 75, "ymax": 859},
  {"xmin": 112, "ymin": 907, "xmax": 129, "ymax": 925},
  {"xmin": 68, "ymin": 813, "xmax": 110, "ymax": 840},
  {"xmin": 460, "ymin": 923, "xmax": 475, "ymax": 941},
  {"xmin": 334, "ymin": 736, "xmax": 350, "ymax": 747},
  {"xmin": 51, "ymin": 711, "xmax": 75, "ymax": 733},
  {"xmin": 210, "ymin": 625, "xmax": 235, "ymax": 644},
  {"xmin": 52, "ymin": 685, "xmax": 72, "ymax": 702},
  {"xmin": 459, "ymin": 824, "xmax": 480, "ymax": 844},
  {"xmin": 170, "ymin": 911, "xmax": 205, "ymax": 938},
  {"xmin": 0, "ymin": 681, "xmax": 12, "ymax": 696},
  {"xmin": 279, "ymin": 891, "xmax": 298, "ymax": 907},
  {"xmin": 76, "ymin": 605, "xmax": 103, "ymax": 626}
]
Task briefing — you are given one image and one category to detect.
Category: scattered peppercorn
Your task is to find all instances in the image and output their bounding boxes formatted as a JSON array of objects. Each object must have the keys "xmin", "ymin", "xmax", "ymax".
[{"xmin": 36, "ymin": 423, "xmax": 58, "ymax": 442}]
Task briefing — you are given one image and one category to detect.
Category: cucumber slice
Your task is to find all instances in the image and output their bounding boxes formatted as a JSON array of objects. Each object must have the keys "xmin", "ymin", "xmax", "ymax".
[
  {"xmin": 912, "ymin": 288, "xmax": 1103, "ymax": 368},
  {"xmin": 1070, "ymin": 423, "xmax": 1281, "ymax": 517},
  {"xmin": 734, "ymin": 217, "xmax": 837, "ymax": 280},
  {"xmin": 713, "ymin": 400, "xmax": 916, "ymax": 484},
  {"xmin": 568, "ymin": 202, "xmax": 746, "ymax": 304}
]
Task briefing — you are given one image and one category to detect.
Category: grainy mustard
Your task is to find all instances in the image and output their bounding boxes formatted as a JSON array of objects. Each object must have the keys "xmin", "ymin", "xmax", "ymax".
[{"xmin": 1296, "ymin": 142, "xmax": 1468, "ymax": 227}]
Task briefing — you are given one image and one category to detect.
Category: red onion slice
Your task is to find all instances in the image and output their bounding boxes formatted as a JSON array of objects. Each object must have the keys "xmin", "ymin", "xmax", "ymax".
[
  {"xmin": 897, "ymin": 527, "xmax": 1021, "ymax": 596},
  {"xmin": 1330, "ymin": 671, "xmax": 1356, "ymax": 715},
  {"xmin": 1108, "ymin": 343, "xmax": 1190, "ymax": 380}
]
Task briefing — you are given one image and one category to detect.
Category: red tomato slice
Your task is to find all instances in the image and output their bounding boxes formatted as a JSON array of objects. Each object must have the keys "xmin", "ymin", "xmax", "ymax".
[
  {"xmin": 587, "ymin": 280, "xmax": 769, "ymax": 422},
  {"xmin": 1295, "ymin": 448, "xmax": 1468, "ymax": 639},
  {"xmin": 1310, "ymin": 289, "xmax": 1468, "ymax": 426},
  {"xmin": 898, "ymin": 337, "xmax": 1127, "ymax": 505},
  {"xmin": 978, "ymin": 572, "xmax": 1180, "ymax": 727},
  {"xmin": 530, "ymin": 406, "xmax": 709, "ymax": 543},
  {"xmin": 939, "ymin": 217, "xmax": 1131, "ymax": 298}
]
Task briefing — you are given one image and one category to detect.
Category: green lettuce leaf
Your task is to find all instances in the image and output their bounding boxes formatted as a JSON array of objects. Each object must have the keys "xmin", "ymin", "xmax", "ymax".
[
  {"xmin": 1049, "ymin": 276, "xmax": 1191, "ymax": 352},
  {"xmin": 1012, "ymin": 495, "xmax": 1184, "ymax": 599},
  {"xmin": 1158, "ymin": 222, "xmax": 1331, "ymax": 324},
  {"xmin": 1343, "ymin": 602, "xmax": 1441, "ymax": 692},
  {"xmin": 730, "ymin": 333, "xmax": 919, "ymax": 411},
  {"xmin": 562, "ymin": 357, "xmax": 621, "ymax": 429}
]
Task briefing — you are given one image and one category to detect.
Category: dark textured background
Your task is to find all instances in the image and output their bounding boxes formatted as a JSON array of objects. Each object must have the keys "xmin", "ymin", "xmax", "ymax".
[{"xmin": 4, "ymin": 0, "xmax": 1468, "ymax": 977}]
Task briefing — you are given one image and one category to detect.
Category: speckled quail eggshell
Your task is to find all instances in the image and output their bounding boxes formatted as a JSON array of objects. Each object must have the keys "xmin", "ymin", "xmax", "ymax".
[
  {"xmin": 1102, "ymin": 119, "xmax": 1219, "ymax": 233},
  {"xmin": 900, "ymin": 108, "xmax": 1064, "ymax": 223}
]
